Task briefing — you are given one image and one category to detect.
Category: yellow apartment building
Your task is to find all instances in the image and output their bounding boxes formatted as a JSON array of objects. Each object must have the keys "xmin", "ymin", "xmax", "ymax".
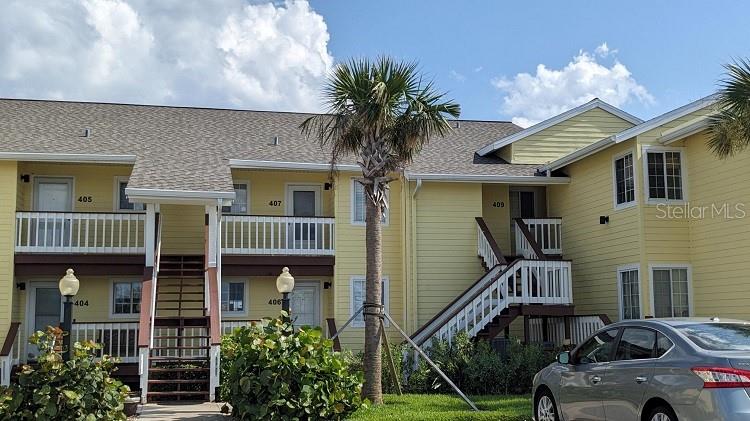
[{"xmin": 0, "ymin": 94, "xmax": 738, "ymax": 402}]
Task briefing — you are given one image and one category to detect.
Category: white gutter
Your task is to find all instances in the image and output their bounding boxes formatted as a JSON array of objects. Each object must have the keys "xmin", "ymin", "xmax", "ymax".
[
  {"xmin": 0, "ymin": 152, "xmax": 136, "ymax": 164},
  {"xmin": 404, "ymin": 172, "xmax": 570, "ymax": 185},
  {"xmin": 659, "ymin": 117, "xmax": 711, "ymax": 145},
  {"xmin": 412, "ymin": 178, "xmax": 422, "ymax": 198},
  {"xmin": 126, "ymin": 187, "xmax": 235, "ymax": 204},
  {"xmin": 229, "ymin": 159, "xmax": 359, "ymax": 172}
]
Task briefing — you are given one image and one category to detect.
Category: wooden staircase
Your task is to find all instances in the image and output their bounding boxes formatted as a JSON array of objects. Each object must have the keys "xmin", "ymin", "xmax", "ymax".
[{"xmin": 147, "ymin": 255, "xmax": 211, "ymax": 402}]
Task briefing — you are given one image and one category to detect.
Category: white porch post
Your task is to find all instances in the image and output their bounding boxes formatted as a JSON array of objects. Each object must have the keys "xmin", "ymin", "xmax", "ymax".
[
  {"xmin": 206, "ymin": 203, "xmax": 221, "ymax": 401},
  {"xmin": 139, "ymin": 203, "xmax": 157, "ymax": 401}
]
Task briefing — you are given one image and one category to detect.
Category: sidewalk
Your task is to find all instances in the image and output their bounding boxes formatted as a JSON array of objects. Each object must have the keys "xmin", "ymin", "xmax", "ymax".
[{"xmin": 137, "ymin": 402, "xmax": 231, "ymax": 420}]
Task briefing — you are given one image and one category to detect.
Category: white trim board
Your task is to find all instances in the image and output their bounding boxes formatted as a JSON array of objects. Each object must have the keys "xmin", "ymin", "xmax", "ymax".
[
  {"xmin": 229, "ymin": 159, "xmax": 359, "ymax": 172},
  {"xmin": 659, "ymin": 115, "xmax": 713, "ymax": 145},
  {"xmin": 476, "ymin": 98, "xmax": 642, "ymax": 157},
  {"xmin": 404, "ymin": 172, "xmax": 570, "ymax": 184},
  {"xmin": 125, "ymin": 187, "xmax": 235, "ymax": 205},
  {"xmin": 0, "ymin": 152, "xmax": 136, "ymax": 164},
  {"xmin": 616, "ymin": 263, "xmax": 642, "ymax": 320}
]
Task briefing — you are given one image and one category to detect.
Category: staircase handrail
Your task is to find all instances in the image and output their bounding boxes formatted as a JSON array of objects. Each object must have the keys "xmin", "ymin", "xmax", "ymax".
[
  {"xmin": 475, "ymin": 217, "xmax": 507, "ymax": 267},
  {"xmin": 410, "ymin": 263, "xmax": 507, "ymax": 346},
  {"xmin": 514, "ymin": 218, "xmax": 546, "ymax": 259}
]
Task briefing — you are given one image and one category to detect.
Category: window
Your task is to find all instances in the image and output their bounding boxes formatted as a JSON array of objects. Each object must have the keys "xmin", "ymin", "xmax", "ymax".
[
  {"xmin": 675, "ymin": 323, "xmax": 750, "ymax": 351},
  {"xmin": 652, "ymin": 267, "xmax": 690, "ymax": 317},
  {"xmin": 352, "ymin": 180, "xmax": 388, "ymax": 225},
  {"xmin": 113, "ymin": 281, "xmax": 141, "ymax": 315},
  {"xmin": 615, "ymin": 328, "xmax": 656, "ymax": 360},
  {"xmin": 116, "ymin": 179, "xmax": 145, "ymax": 211},
  {"xmin": 350, "ymin": 276, "xmax": 389, "ymax": 327},
  {"xmin": 221, "ymin": 281, "xmax": 245, "ymax": 313},
  {"xmin": 614, "ymin": 152, "xmax": 635, "ymax": 207},
  {"xmin": 573, "ymin": 328, "xmax": 618, "ymax": 364},
  {"xmin": 222, "ymin": 183, "xmax": 249, "ymax": 214},
  {"xmin": 656, "ymin": 332, "xmax": 674, "ymax": 357},
  {"xmin": 618, "ymin": 267, "xmax": 641, "ymax": 320},
  {"xmin": 646, "ymin": 150, "xmax": 684, "ymax": 201}
]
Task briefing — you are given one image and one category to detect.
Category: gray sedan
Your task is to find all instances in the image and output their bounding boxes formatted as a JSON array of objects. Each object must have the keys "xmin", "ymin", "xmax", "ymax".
[{"xmin": 532, "ymin": 318, "xmax": 750, "ymax": 421}]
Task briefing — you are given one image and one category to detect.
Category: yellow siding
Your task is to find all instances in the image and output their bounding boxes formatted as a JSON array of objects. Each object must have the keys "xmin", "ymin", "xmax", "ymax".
[
  {"xmin": 548, "ymin": 140, "xmax": 642, "ymax": 320},
  {"xmin": 160, "ymin": 204, "xmax": 205, "ymax": 255},
  {"xmin": 683, "ymin": 132, "xmax": 750, "ymax": 319},
  {"xmin": 510, "ymin": 108, "xmax": 636, "ymax": 164},
  {"xmin": 230, "ymin": 169, "xmax": 334, "ymax": 217},
  {"xmin": 414, "ymin": 182, "xmax": 484, "ymax": 326},
  {"xmin": 481, "ymin": 184, "xmax": 511, "ymax": 253},
  {"xmin": 333, "ymin": 173, "xmax": 404, "ymax": 349},
  {"xmin": 16, "ymin": 163, "xmax": 134, "ymax": 212},
  {"xmin": 0, "ymin": 162, "xmax": 18, "ymax": 345}
]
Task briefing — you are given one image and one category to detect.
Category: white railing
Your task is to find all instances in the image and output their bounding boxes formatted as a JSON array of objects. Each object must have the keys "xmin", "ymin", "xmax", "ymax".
[
  {"xmin": 477, "ymin": 221, "xmax": 501, "ymax": 268},
  {"xmin": 71, "ymin": 322, "xmax": 140, "ymax": 363},
  {"xmin": 15, "ymin": 212, "xmax": 146, "ymax": 254},
  {"xmin": 529, "ymin": 315, "xmax": 607, "ymax": 347},
  {"xmin": 516, "ymin": 218, "xmax": 562, "ymax": 256},
  {"xmin": 221, "ymin": 215, "xmax": 334, "ymax": 255},
  {"xmin": 221, "ymin": 320, "xmax": 259, "ymax": 335},
  {"xmin": 413, "ymin": 259, "xmax": 573, "ymax": 347}
]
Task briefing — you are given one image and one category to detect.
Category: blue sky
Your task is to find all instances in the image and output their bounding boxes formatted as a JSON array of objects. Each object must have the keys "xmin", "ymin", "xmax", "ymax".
[
  {"xmin": 312, "ymin": 0, "xmax": 750, "ymax": 122},
  {"xmin": 1, "ymin": 1, "xmax": 748, "ymax": 126}
]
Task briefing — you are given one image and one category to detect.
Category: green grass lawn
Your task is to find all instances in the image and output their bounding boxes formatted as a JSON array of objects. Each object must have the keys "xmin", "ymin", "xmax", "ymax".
[{"xmin": 349, "ymin": 394, "xmax": 533, "ymax": 421}]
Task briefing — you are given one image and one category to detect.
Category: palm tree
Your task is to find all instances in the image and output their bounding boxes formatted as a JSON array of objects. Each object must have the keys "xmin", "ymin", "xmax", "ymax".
[
  {"xmin": 301, "ymin": 57, "xmax": 459, "ymax": 404},
  {"xmin": 708, "ymin": 59, "xmax": 750, "ymax": 158}
]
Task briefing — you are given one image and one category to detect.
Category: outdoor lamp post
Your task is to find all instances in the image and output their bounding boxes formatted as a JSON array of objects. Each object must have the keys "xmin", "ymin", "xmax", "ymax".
[
  {"xmin": 276, "ymin": 267, "xmax": 295, "ymax": 319},
  {"xmin": 58, "ymin": 268, "xmax": 79, "ymax": 362}
]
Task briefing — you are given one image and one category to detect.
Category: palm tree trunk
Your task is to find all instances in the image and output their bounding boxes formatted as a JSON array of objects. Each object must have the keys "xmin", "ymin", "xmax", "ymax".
[{"xmin": 363, "ymin": 196, "xmax": 383, "ymax": 404}]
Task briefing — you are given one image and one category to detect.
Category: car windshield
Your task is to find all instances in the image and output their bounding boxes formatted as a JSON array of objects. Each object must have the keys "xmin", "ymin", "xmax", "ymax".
[{"xmin": 676, "ymin": 323, "xmax": 750, "ymax": 351}]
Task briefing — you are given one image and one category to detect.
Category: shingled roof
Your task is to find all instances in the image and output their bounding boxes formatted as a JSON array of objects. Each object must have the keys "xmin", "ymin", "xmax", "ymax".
[{"xmin": 0, "ymin": 98, "xmax": 542, "ymax": 198}]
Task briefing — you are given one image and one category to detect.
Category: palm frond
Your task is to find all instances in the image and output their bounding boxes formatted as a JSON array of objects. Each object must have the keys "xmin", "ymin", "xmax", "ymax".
[{"xmin": 709, "ymin": 59, "xmax": 750, "ymax": 158}]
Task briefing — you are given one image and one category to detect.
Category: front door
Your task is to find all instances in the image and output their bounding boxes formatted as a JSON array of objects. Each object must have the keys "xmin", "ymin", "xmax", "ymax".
[
  {"xmin": 510, "ymin": 190, "xmax": 536, "ymax": 254},
  {"xmin": 290, "ymin": 282, "xmax": 321, "ymax": 327},
  {"xmin": 26, "ymin": 282, "xmax": 63, "ymax": 361},
  {"xmin": 286, "ymin": 185, "xmax": 321, "ymax": 249},
  {"xmin": 33, "ymin": 177, "xmax": 73, "ymax": 248}
]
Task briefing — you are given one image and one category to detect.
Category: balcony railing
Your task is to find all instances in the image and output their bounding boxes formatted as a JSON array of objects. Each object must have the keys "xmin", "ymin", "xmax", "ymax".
[
  {"xmin": 15, "ymin": 212, "xmax": 146, "ymax": 254},
  {"xmin": 515, "ymin": 218, "xmax": 562, "ymax": 257},
  {"xmin": 221, "ymin": 215, "xmax": 334, "ymax": 256}
]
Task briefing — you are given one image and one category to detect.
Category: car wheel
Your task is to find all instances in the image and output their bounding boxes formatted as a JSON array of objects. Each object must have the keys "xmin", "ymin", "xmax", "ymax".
[
  {"xmin": 647, "ymin": 405, "xmax": 678, "ymax": 421},
  {"xmin": 535, "ymin": 390, "xmax": 559, "ymax": 421}
]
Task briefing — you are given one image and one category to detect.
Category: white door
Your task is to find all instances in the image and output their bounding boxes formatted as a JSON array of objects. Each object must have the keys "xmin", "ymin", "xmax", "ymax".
[
  {"xmin": 26, "ymin": 282, "xmax": 63, "ymax": 361},
  {"xmin": 290, "ymin": 282, "xmax": 321, "ymax": 327},
  {"xmin": 286, "ymin": 185, "xmax": 322, "ymax": 249},
  {"xmin": 33, "ymin": 177, "xmax": 73, "ymax": 248}
]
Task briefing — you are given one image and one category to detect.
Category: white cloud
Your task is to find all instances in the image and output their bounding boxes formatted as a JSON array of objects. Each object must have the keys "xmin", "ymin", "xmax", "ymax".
[
  {"xmin": 492, "ymin": 45, "xmax": 653, "ymax": 127},
  {"xmin": 0, "ymin": 0, "xmax": 333, "ymax": 112},
  {"xmin": 594, "ymin": 42, "xmax": 617, "ymax": 58},
  {"xmin": 449, "ymin": 69, "xmax": 466, "ymax": 82}
]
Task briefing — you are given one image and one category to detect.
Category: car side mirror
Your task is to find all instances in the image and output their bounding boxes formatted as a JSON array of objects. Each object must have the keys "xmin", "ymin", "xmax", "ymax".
[{"xmin": 557, "ymin": 351, "xmax": 570, "ymax": 365}]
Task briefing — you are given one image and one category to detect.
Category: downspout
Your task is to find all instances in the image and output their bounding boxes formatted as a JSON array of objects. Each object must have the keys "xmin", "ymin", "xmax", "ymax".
[{"xmin": 409, "ymin": 178, "xmax": 422, "ymax": 332}]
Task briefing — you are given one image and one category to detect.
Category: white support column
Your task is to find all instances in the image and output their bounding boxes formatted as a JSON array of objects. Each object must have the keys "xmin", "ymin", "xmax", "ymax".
[
  {"xmin": 209, "ymin": 344, "xmax": 220, "ymax": 401},
  {"xmin": 206, "ymin": 205, "xmax": 218, "ymax": 268},
  {"xmin": 139, "ymin": 347, "xmax": 149, "ymax": 401},
  {"xmin": 145, "ymin": 203, "xmax": 156, "ymax": 267}
]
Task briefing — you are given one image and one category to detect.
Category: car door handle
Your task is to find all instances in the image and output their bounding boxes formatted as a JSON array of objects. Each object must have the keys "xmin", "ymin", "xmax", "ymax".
[
  {"xmin": 635, "ymin": 376, "xmax": 648, "ymax": 384},
  {"xmin": 591, "ymin": 375, "xmax": 602, "ymax": 384}
]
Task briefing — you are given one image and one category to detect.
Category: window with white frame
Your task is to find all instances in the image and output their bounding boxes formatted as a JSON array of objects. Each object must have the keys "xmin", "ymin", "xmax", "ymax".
[
  {"xmin": 222, "ymin": 183, "xmax": 249, "ymax": 214},
  {"xmin": 614, "ymin": 152, "xmax": 635, "ymax": 207},
  {"xmin": 618, "ymin": 267, "xmax": 640, "ymax": 320},
  {"xmin": 116, "ymin": 179, "xmax": 145, "ymax": 211},
  {"xmin": 646, "ymin": 150, "xmax": 684, "ymax": 200},
  {"xmin": 352, "ymin": 180, "xmax": 388, "ymax": 224},
  {"xmin": 113, "ymin": 281, "xmax": 141, "ymax": 315},
  {"xmin": 350, "ymin": 276, "xmax": 389, "ymax": 327},
  {"xmin": 652, "ymin": 267, "xmax": 690, "ymax": 317},
  {"xmin": 221, "ymin": 281, "xmax": 245, "ymax": 313}
]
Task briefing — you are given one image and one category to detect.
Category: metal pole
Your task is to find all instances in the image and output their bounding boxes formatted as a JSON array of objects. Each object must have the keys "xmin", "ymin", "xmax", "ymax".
[
  {"xmin": 62, "ymin": 296, "xmax": 73, "ymax": 362},
  {"xmin": 383, "ymin": 312, "xmax": 479, "ymax": 412}
]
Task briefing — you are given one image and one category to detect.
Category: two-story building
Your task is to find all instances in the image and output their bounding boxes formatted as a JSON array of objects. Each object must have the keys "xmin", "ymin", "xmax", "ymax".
[{"xmin": 0, "ymin": 93, "xmax": 739, "ymax": 402}]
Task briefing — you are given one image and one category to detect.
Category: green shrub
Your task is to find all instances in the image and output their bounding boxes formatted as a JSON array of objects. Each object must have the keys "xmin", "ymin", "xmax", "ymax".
[
  {"xmin": 464, "ymin": 341, "xmax": 505, "ymax": 395},
  {"xmin": 345, "ymin": 343, "xmax": 406, "ymax": 394},
  {"xmin": 0, "ymin": 326, "xmax": 129, "ymax": 421},
  {"xmin": 221, "ymin": 313, "xmax": 364, "ymax": 420}
]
